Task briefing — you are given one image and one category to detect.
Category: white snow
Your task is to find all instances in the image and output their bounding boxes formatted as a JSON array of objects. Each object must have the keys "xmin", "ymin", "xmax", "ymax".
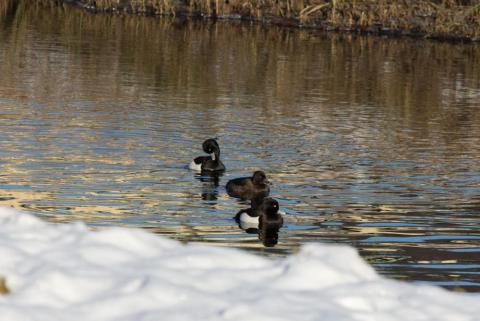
[{"xmin": 0, "ymin": 206, "xmax": 478, "ymax": 321}]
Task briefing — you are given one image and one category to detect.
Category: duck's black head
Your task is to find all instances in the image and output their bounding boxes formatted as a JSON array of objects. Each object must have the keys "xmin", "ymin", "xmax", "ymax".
[
  {"xmin": 252, "ymin": 171, "xmax": 269, "ymax": 185},
  {"xmin": 202, "ymin": 138, "xmax": 220, "ymax": 157},
  {"xmin": 260, "ymin": 197, "xmax": 279, "ymax": 216}
]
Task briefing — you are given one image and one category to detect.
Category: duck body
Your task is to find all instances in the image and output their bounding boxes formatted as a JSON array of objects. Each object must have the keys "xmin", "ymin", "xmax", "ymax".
[
  {"xmin": 234, "ymin": 197, "xmax": 282, "ymax": 228},
  {"xmin": 189, "ymin": 138, "xmax": 225, "ymax": 173},
  {"xmin": 226, "ymin": 171, "xmax": 270, "ymax": 200},
  {"xmin": 235, "ymin": 208, "xmax": 260, "ymax": 229},
  {"xmin": 189, "ymin": 156, "xmax": 225, "ymax": 172},
  {"xmin": 259, "ymin": 210, "xmax": 283, "ymax": 229}
]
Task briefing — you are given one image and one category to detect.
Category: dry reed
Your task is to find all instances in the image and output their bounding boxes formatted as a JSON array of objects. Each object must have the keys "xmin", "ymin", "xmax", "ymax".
[
  {"xmin": 58, "ymin": 0, "xmax": 480, "ymax": 40},
  {"xmin": 0, "ymin": 277, "xmax": 9, "ymax": 295},
  {"xmin": 1, "ymin": 0, "xmax": 479, "ymax": 39}
]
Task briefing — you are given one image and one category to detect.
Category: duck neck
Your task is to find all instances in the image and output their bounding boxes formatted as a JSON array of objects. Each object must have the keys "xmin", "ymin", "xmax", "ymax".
[
  {"xmin": 265, "ymin": 209, "xmax": 278, "ymax": 218},
  {"xmin": 211, "ymin": 150, "xmax": 220, "ymax": 162}
]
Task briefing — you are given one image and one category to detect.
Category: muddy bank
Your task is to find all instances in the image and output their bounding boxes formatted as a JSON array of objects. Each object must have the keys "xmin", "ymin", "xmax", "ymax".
[
  {"xmin": 57, "ymin": 0, "xmax": 480, "ymax": 42},
  {"xmin": 17, "ymin": 1, "xmax": 480, "ymax": 42}
]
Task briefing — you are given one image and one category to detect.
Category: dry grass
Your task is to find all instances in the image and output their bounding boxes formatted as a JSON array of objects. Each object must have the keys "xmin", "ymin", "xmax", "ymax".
[
  {"xmin": 0, "ymin": 277, "xmax": 9, "ymax": 295},
  {"xmin": 63, "ymin": 0, "xmax": 480, "ymax": 39},
  {"xmin": 1, "ymin": 0, "xmax": 479, "ymax": 39}
]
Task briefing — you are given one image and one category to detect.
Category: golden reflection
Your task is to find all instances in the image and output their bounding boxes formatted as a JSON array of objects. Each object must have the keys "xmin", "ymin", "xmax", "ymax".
[
  {"xmin": 418, "ymin": 260, "xmax": 458, "ymax": 264},
  {"xmin": 1, "ymin": 4, "xmax": 479, "ymax": 114},
  {"xmin": 0, "ymin": 190, "xmax": 50, "ymax": 208}
]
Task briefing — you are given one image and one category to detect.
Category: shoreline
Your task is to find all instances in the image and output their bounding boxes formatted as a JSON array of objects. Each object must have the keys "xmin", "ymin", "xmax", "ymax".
[{"xmin": 59, "ymin": 0, "xmax": 480, "ymax": 43}]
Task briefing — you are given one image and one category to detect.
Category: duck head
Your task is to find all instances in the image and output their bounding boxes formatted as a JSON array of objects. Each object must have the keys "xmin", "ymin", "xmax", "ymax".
[
  {"xmin": 252, "ymin": 171, "xmax": 270, "ymax": 186},
  {"xmin": 260, "ymin": 197, "xmax": 279, "ymax": 217},
  {"xmin": 202, "ymin": 138, "xmax": 221, "ymax": 161}
]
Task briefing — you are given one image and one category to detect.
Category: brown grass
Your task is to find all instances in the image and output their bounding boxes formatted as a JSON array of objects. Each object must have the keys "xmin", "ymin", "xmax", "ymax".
[
  {"xmin": 60, "ymin": 0, "xmax": 480, "ymax": 39},
  {"xmin": 0, "ymin": 277, "xmax": 9, "ymax": 295},
  {"xmin": 2, "ymin": 0, "xmax": 478, "ymax": 40}
]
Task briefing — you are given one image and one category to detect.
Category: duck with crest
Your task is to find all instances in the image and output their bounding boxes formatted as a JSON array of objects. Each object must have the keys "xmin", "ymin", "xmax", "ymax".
[
  {"xmin": 189, "ymin": 138, "xmax": 225, "ymax": 173},
  {"xmin": 234, "ymin": 197, "xmax": 283, "ymax": 230},
  {"xmin": 226, "ymin": 170, "xmax": 270, "ymax": 200}
]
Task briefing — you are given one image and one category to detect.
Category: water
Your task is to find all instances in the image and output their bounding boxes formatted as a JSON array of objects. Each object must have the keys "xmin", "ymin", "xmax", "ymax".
[{"xmin": 1, "ymin": 3, "xmax": 480, "ymax": 291}]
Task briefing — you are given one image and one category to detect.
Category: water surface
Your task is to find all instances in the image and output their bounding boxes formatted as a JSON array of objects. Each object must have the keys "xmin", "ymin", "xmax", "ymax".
[{"xmin": 1, "ymin": 3, "xmax": 480, "ymax": 291}]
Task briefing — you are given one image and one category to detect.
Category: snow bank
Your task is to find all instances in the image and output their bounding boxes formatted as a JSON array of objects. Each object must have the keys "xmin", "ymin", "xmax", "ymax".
[{"xmin": 0, "ymin": 207, "xmax": 478, "ymax": 321}]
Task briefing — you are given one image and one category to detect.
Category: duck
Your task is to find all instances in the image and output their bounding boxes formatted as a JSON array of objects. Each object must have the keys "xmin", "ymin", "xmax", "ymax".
[
  {"xmin": 189, "ymin": 138, "xmax": 225, "ymax": 173},
  {"xmin": 234, "ymin": 197, "xmax": 283, "ymax": 229},
  {"xmin": 226, "ymin": 170, "xmax": 270, "ymax": 200}
]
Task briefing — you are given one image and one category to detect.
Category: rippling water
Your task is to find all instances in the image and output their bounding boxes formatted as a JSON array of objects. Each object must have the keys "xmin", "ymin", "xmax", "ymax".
[{"xmin": 1, "ymin": 2, "xmax": 480, "ymax": 291}]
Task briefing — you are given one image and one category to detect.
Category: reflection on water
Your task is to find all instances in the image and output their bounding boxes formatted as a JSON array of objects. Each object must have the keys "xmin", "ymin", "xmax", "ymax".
[
  {"xmin": 1, "ymin": 3, "xmax": 480, "ymax": 291},
  {"xmin": 238, "ymin": 224, "xmax": 281, "ymax": 248}
]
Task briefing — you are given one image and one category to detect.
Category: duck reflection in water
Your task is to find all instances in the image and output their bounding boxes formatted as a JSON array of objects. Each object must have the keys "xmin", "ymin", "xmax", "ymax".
[
  {"xmin": 195, "ymin": 173, "xmax": 221, "ymax": 202},
  {"xmin": 234, "ymin": 197, "xmax": 283, "ymax": 247}
]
